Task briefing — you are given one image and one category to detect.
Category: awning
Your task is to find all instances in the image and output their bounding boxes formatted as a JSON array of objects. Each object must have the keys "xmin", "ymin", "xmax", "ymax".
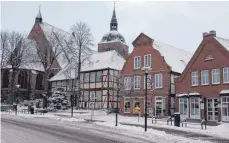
[
  {"xmin": 176, "ymin": 93, "xmax": 188, "ymax": 98},
  {"xmin": 189, "ymin": 92, "xmax": 201, "ymax": 96},
  {"xmin": 220, "ymin": 89, "xmax": 229, "ymax": 96}
]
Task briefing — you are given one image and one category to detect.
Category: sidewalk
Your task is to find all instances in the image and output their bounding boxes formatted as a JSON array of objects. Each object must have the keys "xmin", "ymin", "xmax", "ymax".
[
  {"xmin": 51, "ymin": 112, "xmax": 229, "ymax": 142},
  {"xmin": 119, "ymin": 122, "xmax": 229, "ymax": 143}
]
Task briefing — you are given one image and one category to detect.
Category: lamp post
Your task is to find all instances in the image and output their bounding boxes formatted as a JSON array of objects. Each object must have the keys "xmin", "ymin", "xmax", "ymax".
[
  {"xmin": 42, "ymin": 92, "xmax": 47, "ymax": 109},
  {"xmin": 141, "ymin": 67, "xmax": 152, "ymax": 132},
  {"xmin": 15, "ymin": 84, "xmax": 20, "ymax": 115}
]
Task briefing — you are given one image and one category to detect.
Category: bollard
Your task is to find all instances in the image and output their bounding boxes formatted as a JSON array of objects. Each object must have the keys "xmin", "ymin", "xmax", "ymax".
[
  {"xmin": 201, "ymin": 119, "xmax": 207, "ymax": 130},
  {"xmin": 167, "ymin": 117, "xmax": 172, "ymax": 125},
  {"xmin": 152, "ymin": 117, "xmax": 156, "ymax": 124},
  {"xmin": 181, "ymin": 119, "xmax": 187, "ymax": 127}
]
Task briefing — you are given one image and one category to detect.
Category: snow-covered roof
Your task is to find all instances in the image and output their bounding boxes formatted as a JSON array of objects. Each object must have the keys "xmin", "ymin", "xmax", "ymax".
[
  {"xmin": 153, "ymin": 40, "xmax": 193, "ymax": 73},
  {"xmin": 220, "ymin": 89, "xmax": 229, "ymax": 94},
  {"xmin": 39, "ymin": 22, "xmax": 72, "ymax": 68},
  {"xmin": 189, "ymin": 92, "xmax": 200, "ymax": 96},
  {"xmin": 49, "ymin": 50, "xmax": 126, "ymax": 81},
  {"xmin": 3, "ymin": 39, "xmax": 44, "ymax": 72},
  {"xmin": 101, "ymin": 30, "xmax": 126, "ymax": 44},
  {"xmin": 176, "ymin": 93, "xmax": 188, "ymax": 97},
  {"xmin": 215, "ymin": 37, "xmax": 229, "ymax": 51}
]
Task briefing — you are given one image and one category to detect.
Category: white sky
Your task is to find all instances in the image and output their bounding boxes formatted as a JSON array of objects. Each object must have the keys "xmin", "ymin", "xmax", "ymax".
[{"xmin": 1, "ymin": 1, "xmax": 229, "ymax": 53}]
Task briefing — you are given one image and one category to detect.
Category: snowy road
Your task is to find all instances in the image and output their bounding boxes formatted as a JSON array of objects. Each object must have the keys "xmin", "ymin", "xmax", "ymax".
[
  {"xmin": 1, "ymin": 116, "xmax": 154, "ymax": 143},
  {"xmin": 1, "ymin": 114, "xmax": 214, "ymax": 143}
]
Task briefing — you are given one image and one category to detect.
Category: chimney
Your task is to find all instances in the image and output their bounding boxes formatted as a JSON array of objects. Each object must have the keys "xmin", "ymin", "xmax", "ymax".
[
  {"xmin": 209, "ymin": 30, "xmax": 216, "ymax": 37},
  {"xmin": 203, "ymin": 30, "xmax": 216, "ymax": 38},
  {"xmin": 203, "ymin": 32, "xmax": 209, "ymax": 37}
]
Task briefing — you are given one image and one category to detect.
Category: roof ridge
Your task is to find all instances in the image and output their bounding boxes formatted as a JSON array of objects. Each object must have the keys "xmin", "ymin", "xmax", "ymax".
[
  {"xmin": 154, "ymin": 40, "xmax": 192, "ymax": 54},
  {"xmin": 215, "ymin": 36, "xmax": 229, "ymax": 41},
  {"xmin": 42, "ymin": 22, "xmax": 71, "ymax": 35}
]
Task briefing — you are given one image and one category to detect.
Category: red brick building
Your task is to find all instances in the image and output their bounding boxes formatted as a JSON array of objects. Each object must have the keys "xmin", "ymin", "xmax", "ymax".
[
  {"xmin": 175, "ymin": 30, "xmax": 229, "ymax": 122},
  {"xmin": 120, "ymin": 33, "xmax": 192, "ymax": 116}
]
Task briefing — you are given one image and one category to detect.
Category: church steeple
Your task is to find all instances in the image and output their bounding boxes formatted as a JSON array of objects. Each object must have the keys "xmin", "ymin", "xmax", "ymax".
[
  {"xmin": 35, "ymin": 5, "xmax": 42, "ymax": 24},
  {"xmin": 110, "ymin": 2, "xmax": 118, "ymax": 31}
]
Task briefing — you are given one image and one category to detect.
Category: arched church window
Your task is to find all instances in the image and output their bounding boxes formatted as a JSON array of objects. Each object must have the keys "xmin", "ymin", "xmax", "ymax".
[
  {"xmin": 2, "ymin": 70, "xmax": 9, "ymax": 88},
  {"xmin": 18, "ymin": 71, "xmax": 28, "ymax": 89},
  {"xmin": 36, "ymin": 73, "xmax": 43, "ymax": 90}
]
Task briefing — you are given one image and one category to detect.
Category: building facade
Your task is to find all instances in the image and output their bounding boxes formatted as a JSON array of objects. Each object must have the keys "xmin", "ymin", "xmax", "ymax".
[
  {"xmin": 49, "ymin": 3, "xmax": 128, "ymax": 109},
  {"xmin": 50, "ymin": 50, "xmax": 125, "ymax": 109},
  {"xmin": 120, "ymin": 33, "xmax": 192, "ymax": 116},
  {"xmin": 175, "ymin": 31, "xmax": 229, "ymax": 122}
]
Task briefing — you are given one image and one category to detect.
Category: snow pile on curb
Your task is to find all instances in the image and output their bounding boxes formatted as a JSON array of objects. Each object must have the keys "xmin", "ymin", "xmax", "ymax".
[
  {"xmin": 95, "ymin": 121, "xmax": 211, "ymax": 143},
  {"xmin": 1, "ymin": 111, "xmax": 57, "ymax": 118},
  {"xmin": 51, "ymin": 117, "xmax": 85, "ymax": 123},
  {"xmin": 61, "ymin": 117, "xmax": 85, "ymax": 122}
]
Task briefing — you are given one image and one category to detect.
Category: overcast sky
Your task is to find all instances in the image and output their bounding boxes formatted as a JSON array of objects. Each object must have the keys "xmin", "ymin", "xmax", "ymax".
[{"xmin": 1, "ymin": 1, "xmax": 229, "ymax": 53}]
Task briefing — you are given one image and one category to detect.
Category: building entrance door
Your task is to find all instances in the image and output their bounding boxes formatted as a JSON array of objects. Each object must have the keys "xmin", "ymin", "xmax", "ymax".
[
  {"xmin": 179, "ymin": 98, "xmax": 189, "ymax": 119},
  {"xmin": 155, "ymin": 96, "xmax": 163, "ymax": 116},
  {"xmin": 207, "ymin": 98, "xmax": 218, "ymax": 121}
]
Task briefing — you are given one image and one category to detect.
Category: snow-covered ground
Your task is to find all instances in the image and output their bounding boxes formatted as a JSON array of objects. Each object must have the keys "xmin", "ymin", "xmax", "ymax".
[
  {"xmin": 50, "ymin": 109, "xmax": 229, "ymax": 140},
  {"xmin": 2, "ymin": 113, "xmax": 211, "ymax": 143},
  {"xmin": 2, "ymin": 108, "xmax": 229, "ymax": 142}
]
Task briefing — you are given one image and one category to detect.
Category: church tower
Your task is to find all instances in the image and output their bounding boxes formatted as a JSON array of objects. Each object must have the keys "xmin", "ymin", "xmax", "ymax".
[
  {"xmin": 35, "ymin": 5, "xmax": 42, "ymax": 24},
  {"xmin": 98, "ymin": 2, "xmax": 129, "ymax": 58},
  {"xmin": 110, "ymin": 2, "xmax": 118, "ymax": 31}
]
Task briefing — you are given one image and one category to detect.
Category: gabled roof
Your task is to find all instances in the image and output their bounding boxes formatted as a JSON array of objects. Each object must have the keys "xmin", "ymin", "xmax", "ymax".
[
  {"xmin": 152, "ymin": 40, "xmax": 193, "ymax": 73},
  {"xmin": 215, "ymin": 37, "xmax": 229, "ymax": 51},
  {"xmin": 39, "ymin": 22, "xmax": 72, "ymax": 68},
  {"xmin": 49, "ymin": 50, "xmax": 126, "ymax": 81}
]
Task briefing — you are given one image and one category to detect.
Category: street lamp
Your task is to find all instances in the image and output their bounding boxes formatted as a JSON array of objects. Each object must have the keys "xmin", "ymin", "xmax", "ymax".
[
  {"xmin": 15, "ymin": 84, "xmax": 20, "ymax": 115},
  {"xmin": 141, "ymin": 66, "xmax": 152, "ymax": 132}
]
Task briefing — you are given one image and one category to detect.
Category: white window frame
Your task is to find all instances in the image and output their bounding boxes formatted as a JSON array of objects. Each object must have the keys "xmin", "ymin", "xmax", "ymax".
[
  {"xmin": 155, "ymin": 73, "xmax": 163, "ymax": 89},
  {"xmin": 124, "ymin": 77, "xmax": 131, "ymax": 90},
  {"xmin": 155, "ymin": 96, "xmax": 163, "ymax": 116},
  {"xmin": 133, "ymin": 99, "xmax": 141, "ymax": 114},
  {"xmin": 134, "ymin": 56, "xmax": 141, "ymax": 69},
  {"xmin": 144, "ymin": 54, "xmax": 151, "ymax": 68},
  {"xmin": 124, "ymin": 97, "xmax": 131, "ymax": 113},
  {"xmin": 205, "ymin": 55, "xmax": 213, "ymax": 61},
  {"xmin": 212, "ymin": 69, "xmax": 220, "ymax": 85},
  {"xmin": 190, "ymin": 97, "xmax": 200, "ymax": 119},
  {"xmin": 223, "ymin": 67, "xmax": 229, "ymax": 83},
  {"xmin": 134, "ymin": 76, "xmax": 141, "ymax": 90},
  {"xmin": 179, "ymin": 98, "xmax": 189, "ymax": 118},
  {"xmin": 144, "ymin": 75, "xmax": 151, "ymax": 89},
  {"xmin": 191, "ymin": 71, "xmax": 198, "ymax": 86},
  {"xmin": 201, "ymin": 70, "xmax": 209, "ymax": 85}
]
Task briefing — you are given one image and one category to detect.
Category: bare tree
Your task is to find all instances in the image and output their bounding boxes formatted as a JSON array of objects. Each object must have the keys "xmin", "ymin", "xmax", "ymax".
[
  {"xmin": 63, "ymin": 21, "xmax": 94, "ymax": 109},
  {"xmin": 1, "ymin": 31, "xmax": 38, "ymax": 103},
  {"xmin": 33, "ymin": 28, "xmax": 69, "ymax": 97}
]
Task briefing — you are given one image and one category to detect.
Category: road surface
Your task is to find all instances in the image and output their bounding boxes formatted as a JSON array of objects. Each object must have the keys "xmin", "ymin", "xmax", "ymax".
[{"xmin": 1, "ymin": 116, "xmax": 154, "ymax": 143}]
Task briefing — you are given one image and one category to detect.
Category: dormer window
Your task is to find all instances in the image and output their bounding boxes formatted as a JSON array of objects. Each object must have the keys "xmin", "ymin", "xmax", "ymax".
[{"xmin": 205, "ymin": 55, "xmax": 213, "ymax": 61}]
